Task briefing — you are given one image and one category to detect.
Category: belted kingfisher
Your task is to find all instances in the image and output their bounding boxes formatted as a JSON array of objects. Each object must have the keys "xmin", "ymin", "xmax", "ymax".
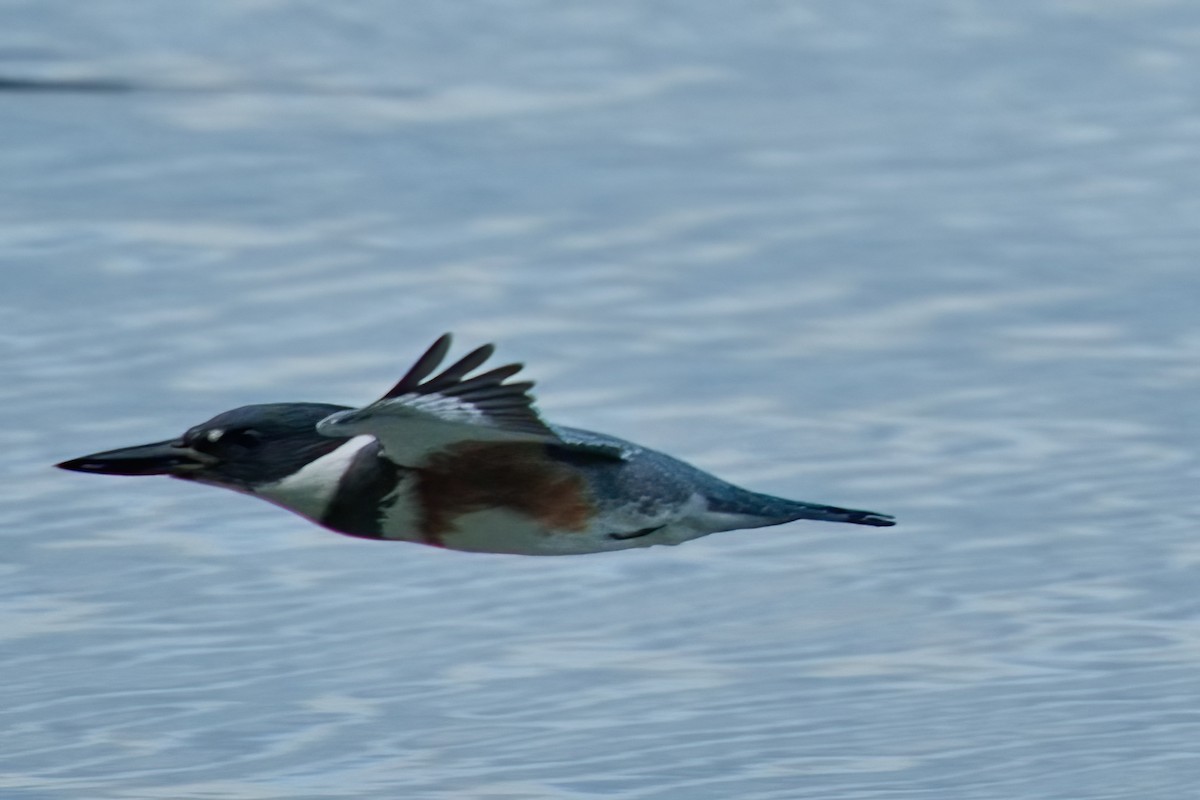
[{"xmin": 57, "ymin": 335, "xmax": 895, "ymax": 555}]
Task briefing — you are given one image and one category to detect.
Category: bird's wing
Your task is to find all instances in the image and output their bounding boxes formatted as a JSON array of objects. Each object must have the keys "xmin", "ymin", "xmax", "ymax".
[
  {"xmin": 549, "ymin": 425, "xmax": 636, "ymax": 462},
  {"xmin": 316, "ymin": 334, "xmax": 563, "ymax": 467}
]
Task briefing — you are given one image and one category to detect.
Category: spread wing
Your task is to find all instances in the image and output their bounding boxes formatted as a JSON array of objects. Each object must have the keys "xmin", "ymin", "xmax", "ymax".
[{"xmin": 316, "ymin": 334, "xmax": 563, "ymax": 467}]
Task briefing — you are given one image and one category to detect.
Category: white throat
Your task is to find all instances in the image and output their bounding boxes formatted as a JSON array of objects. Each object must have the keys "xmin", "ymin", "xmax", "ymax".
[{"xmin": 253, "ymin": 436, "xmax": 375, "ymax": 520}]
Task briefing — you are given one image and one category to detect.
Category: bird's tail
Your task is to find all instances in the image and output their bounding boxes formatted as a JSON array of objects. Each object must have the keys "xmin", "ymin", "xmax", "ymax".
[
  {"xmin": 781, "ymin": 501, "xmax": 895, "ymax": 527},
  {"xmin": 707, "ymin": 487, "xmax": 896, "ymax": 528}
]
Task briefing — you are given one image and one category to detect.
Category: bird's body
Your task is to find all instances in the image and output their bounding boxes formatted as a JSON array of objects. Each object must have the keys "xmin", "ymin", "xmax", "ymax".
[{"xmin": 58, "ymin": 335, "xmax": 894, "ymax": 555}]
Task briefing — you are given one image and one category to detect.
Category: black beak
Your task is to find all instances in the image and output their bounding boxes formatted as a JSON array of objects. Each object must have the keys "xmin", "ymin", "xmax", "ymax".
[{"xmin": 56, "ymin": 439, "xmax": 214, "ymax": 476}]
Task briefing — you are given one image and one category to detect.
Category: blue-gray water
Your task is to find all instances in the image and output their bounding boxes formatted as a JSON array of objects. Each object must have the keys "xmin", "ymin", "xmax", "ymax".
[{"xmin": 4, "ymin": 2, "xmax": 1200, "ymax": 798}]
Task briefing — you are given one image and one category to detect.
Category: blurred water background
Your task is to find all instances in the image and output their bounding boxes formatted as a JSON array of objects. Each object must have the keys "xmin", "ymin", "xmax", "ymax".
[{"xmin": 3, "ymin": 2, "xmax": 1200, "ymax": 798}]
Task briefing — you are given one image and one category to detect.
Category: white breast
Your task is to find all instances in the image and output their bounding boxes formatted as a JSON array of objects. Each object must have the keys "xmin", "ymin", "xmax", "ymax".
[{"xmin": 432, "ymin": 494, "xmax": 719, "ymax": 556}]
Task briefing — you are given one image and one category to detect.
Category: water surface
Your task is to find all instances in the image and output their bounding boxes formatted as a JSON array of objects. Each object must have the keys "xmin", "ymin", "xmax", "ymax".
[{"xmin": 4, "ymin": 2, "xmax": 1200, "ymax": 798}]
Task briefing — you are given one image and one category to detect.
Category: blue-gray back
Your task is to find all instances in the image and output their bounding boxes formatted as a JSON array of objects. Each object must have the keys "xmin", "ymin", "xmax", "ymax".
[{"xmin": 549, "ymin": 425, "xmax": 797, "ymax": 520}]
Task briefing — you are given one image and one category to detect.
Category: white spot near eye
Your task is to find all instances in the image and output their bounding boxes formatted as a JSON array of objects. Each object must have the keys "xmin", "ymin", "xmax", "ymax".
[{"xmin": 206, "ymin": 429, "xmax": 224, "ymax": 442}]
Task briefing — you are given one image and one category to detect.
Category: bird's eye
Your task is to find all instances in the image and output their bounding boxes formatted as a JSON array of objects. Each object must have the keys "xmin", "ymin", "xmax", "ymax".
[{"xmin": 188, "ymin": 427, "xmax": 261, "ymax": 452}]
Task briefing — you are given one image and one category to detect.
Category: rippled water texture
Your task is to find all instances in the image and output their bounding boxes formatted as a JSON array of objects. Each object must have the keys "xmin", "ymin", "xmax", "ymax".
[{"xmin": 4, "ymin": 2, "xmax": 1200, "ymax": 798}]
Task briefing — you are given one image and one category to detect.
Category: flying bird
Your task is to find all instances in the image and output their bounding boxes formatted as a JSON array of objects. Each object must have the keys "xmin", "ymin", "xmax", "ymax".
[{"xmin": 58, "ymin": 335, "xmax": 894, "ymax": 555}]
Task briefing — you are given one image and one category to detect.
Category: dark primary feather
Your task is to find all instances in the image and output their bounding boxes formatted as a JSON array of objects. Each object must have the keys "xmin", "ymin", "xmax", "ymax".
[
  {"xmin": 420, "ymin": 344, "xmax": 496, "ymax": 394},
  {"xmin": 371, "ymin": 334, "xmax": 557, "ymax": 440},
  {"xmin": 441, "ymin": 364, "xmax": 524, "ymax": 396},
  {"xmin": 383, "ymin": 333, "xmax": 453, "ymax": 399}
]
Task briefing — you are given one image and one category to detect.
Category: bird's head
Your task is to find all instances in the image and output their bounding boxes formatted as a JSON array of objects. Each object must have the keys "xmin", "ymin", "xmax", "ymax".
[{"xmin": 57, "ymin": 403, "xmax": 352, "ymax": 492}]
